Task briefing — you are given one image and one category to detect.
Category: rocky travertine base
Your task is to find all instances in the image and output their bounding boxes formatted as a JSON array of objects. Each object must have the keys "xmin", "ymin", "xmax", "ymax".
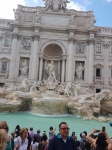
[
  {"xmin": 31, "ymin": 98, "xmax": 69, "ymax": 115},
  {"xmin": 0, "ymin": 79, "xmax": 112, "ymax": 121}
]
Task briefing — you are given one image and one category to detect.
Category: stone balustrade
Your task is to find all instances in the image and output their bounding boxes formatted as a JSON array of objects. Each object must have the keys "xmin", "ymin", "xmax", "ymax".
[
  {"xmin": 96, "ymin": 27, "xmax": 112, "ymax": 35},
  {"xmin": 18, "ymin": 5, "xmax": 38, "ymax": 12}
]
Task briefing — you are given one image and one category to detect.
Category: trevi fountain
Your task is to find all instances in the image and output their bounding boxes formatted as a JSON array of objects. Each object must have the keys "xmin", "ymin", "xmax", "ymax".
[{"xmin": 0, "ymin": 60, "xmax": 112, "ymax": 123}]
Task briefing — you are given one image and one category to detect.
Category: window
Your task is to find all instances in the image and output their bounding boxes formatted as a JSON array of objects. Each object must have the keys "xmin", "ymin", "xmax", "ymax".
[
  {"xmin": 4, "ymin": 36, "xmax": 10, "ymax": 47},
  {"xmin": 96, "ymin": 43, "xmax": 101, "ymax": 53},
  {"xmin": 96, "ymin": 89, "xmax": 101, "ymax": 93},
  {"xmin": 96, "ymin": 68, "xmax": 101, "ymax": 77},
  {"xmin": 2, "ymin": 62, "xmax": 7, "ymax": 72}
]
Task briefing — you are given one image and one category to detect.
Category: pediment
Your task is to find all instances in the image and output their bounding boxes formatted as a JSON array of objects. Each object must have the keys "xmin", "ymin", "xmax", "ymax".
[
  {"xmin": 94, "ymin": 63, "xmax": 104, "ymax": 68},
  {"xmin": 0, "ymin": 57, "xmax": 10, "ymax": 62}
]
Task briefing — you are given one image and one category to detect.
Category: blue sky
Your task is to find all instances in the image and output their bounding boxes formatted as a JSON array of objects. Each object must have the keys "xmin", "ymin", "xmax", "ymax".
[{"xmin": 0, "ymin": 0, "xmax": 112, "ymax": 27}]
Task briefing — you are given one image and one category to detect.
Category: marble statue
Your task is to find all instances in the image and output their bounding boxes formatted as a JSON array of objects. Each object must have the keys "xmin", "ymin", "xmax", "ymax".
[
  {"xmin": 1, "ymin": 77, "xmax": 112, "ymax": 121},
  {"xmin": 90, "ymin": 16, "xmax": 96, "ymax": 27},
  {"xmin": 72, "ymin": 84, "xmax": 81, "ymax": 96},
  {"xmin": 30, "ymin": 82, "xmax": 37, "ymax": 92},
  {"xmin": 18, "ymin": 78, "xmax": 31, "ymax": 92},
  {"xmin": 13, "ymin": 9, "xmax": 19, "ymax": 21},
  {"xmin": 69, "ymin": 15, "xmax": 75, "ymax": 26},
  {"xmin": 59, "ymin": 0, "xmax": 69, "ymax": 10},
  {"xmin": 75, "ymin": 63, "xmax": 84, "ymax": 80},
  {"xmin": 34, "ymin": 10, "xmax": 41, "ymax": 23},
  {"xmin": 43, "ymin": 0, "xmax": 53, "ymax": 10},
  {"xmin": 43, "ymin": 0, "xmax": 69, "ymax": 11},
  {"xmin": 63, "ymin": 82, "xmax": 72, "ymax": 97},
  {"xmin": 19, "ymin": 59, "xmax": 29, "ymax": 77},
  {"xmin": 46, "ymin": 61, "xmax": 56, "ymax": 82}
]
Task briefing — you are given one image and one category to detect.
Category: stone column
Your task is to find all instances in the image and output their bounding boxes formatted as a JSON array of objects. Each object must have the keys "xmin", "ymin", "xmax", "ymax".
[
  {"xmin": 39, "ymin": 55, "xmax": 43, "ymax": 81},
  {"xmin": 0, "ymin": 62, "xmax": 2, "ymax": 72},
  {"xmin": 88, "ymin": 40, "xmax": 94, "ymax": 83},
  {"xmin": 103, "ymin": 42, "xmax": 110, "ymax": 86},
  {"xmin": 8, "ymin": 33, "xmax": 18, "ymax": 81},
  {"xmin": 30, "ymin": 35, "xmax": 39, "ymax": 81},
  {"xmin": 61, "ymin": 59, "xmax": 65, "ymax": 82},
  {"xmin": 66, "ymin": 37, "xmax": 74, "ymax": 82},
  {"xmin": 58, "ymin": 61, "xmax": 60, "ymax": 75}
]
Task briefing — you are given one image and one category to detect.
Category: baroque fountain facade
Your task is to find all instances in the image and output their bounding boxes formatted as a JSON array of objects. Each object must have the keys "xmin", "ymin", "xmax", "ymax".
[{"xmin": 0, "ymin": 0, "xmax": 112, "ymax": 121}]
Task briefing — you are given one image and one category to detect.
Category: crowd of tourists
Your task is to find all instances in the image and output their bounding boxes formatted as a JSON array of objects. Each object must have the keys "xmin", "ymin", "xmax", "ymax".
[{"xmin": 0, "ymin": 120, "xmax": 112, "ymax": 150}]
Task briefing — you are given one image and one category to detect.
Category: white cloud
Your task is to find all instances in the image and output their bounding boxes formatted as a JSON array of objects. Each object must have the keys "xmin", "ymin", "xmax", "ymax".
[
  {"xmin": 0, "ymin": 0, "xmax": 87, "ymax": 19},
  {"xmin": 0, "ymin": 0, "xmax": 25, "ymax": 19},
  {"xmin": 67, "ymin": 1, "xmax": 86, "ymax": 11}
]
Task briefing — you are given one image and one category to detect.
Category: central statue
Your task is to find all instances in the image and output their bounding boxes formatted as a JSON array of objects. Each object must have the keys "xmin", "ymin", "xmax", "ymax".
[
  {"xmin": 46, "ymin": 61, "xmax": 57, "ymax": 82},
  {"xmin": 43, "ymin": 0, "xmax": 70, "ymax": 11}
]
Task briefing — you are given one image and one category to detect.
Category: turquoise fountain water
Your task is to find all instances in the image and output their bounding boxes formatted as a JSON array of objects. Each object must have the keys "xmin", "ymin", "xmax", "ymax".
[{"xmin": 0, "ymin": 112, "xmax": 112, "ymax": 140}]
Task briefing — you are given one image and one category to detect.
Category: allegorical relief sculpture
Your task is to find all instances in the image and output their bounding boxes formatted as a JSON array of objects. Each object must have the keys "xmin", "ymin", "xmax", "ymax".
[
  {"xmin": 76, "ymin": 43, "xmax": 85, "ymax": 54},
  {"xmin": 21, "ymin": 39, "xmax": 31, "ymax": 50}
]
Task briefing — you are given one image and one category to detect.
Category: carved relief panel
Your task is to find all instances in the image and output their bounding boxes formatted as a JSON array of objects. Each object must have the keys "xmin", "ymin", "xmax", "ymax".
[{"xmin": 21, "ymin": 38, "xmax": 31, "ymax": 51}]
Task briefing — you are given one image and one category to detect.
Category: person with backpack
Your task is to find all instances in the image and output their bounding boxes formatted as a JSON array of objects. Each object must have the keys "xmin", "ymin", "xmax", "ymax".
[{"xmin": 80, "ymin": 132, "xmax": 90, "ymax": 150}]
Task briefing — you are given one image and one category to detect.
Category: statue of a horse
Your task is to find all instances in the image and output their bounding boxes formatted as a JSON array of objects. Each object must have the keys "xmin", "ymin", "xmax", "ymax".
[{"xmin": 18, "ymin": 78, "xmax": 32, "ymax": 92}]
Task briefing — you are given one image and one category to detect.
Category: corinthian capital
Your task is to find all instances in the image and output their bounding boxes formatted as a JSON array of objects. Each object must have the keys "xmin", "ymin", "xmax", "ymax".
[
  {"xmin": 32, "ymin": 34, "xmax": 40, "ymax": 41},
  {"xmin": 68, "ymin": 37, "xmax": 76, "ymax": 43},
  {"xmin": 12, "ymin": 33, "xmax": 20, "ymax": 39},
  {"xmin": 87, "ymin": 39, "xmax": 95, "ymax": 45},
  {"xmin": 103, "ymin": 42, "xmax": 110, "ymax": 49}
]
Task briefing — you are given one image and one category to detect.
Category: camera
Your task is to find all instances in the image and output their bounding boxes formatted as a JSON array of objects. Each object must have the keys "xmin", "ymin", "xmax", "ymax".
[
  {"xmin": 102, "ymin": 127, "xmax": 105, "ymax": 132},
  {"xmin": 95, "ymin": 130, "xmax": 100, "ymax": 132}
]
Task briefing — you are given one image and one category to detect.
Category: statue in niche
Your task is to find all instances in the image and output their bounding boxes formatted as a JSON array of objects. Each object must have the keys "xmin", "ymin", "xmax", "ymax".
[
  {"xmin": 21, "ymin": 39, "xmax": 31, "ymax": 50},
  {"xmin": 75, "ymin": 63, "xmax": 84, "ymax": 80},
  {"xmin": 34, "ymin": 10, "xmax": 41, "ymax": 23},
  {"xmin": 19, "ymin": 59, "xmax": 29, "ymax": 77},
  {"xmin": 46, "ymin": 61, "xmax": 57, "ymax": 82}
]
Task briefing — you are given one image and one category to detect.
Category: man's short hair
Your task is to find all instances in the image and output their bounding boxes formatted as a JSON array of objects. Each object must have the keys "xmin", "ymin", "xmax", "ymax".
[
  {"xmin": 59, "ymin": 122, "xmax": 67, "ymax": 128},
  {"xmin": 30, "ymin": 127, "xmax": 33, "ymax": 130}
]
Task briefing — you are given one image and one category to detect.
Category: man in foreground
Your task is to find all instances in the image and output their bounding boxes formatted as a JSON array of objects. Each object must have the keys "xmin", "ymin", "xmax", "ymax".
[{"xmin": 48, "ymin": 122, "xmax": 77, "ymax": 150}]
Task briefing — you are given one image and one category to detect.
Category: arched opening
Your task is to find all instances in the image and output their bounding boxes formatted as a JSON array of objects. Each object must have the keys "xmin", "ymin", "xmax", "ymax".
[
  {"xmin": 44, "ymin": 44, "xmax": 63, "ymax": 59},
  {"xmin": 41, "ymin": 44, "xmax": 65, "ymax": 82}
]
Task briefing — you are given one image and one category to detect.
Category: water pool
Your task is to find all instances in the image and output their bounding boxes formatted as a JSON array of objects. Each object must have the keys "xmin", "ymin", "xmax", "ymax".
[{"xmin": 0, "ymin": 112, "xmax": 112, "ymax": 140}]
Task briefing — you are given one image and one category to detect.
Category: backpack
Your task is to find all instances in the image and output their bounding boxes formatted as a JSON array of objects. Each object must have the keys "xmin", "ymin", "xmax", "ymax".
[{"xmin": 80, "ymin": 138, "xmax": 91, "ymax": 150}]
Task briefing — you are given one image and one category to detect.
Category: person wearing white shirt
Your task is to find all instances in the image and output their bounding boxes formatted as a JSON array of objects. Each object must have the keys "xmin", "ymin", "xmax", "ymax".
[{"xmin": 14, "ymin": 128, "xmax": 28, "ymax": 150}]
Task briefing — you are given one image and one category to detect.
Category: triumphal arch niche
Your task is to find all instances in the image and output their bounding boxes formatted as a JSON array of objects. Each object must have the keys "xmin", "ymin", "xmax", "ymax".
[{"xmin": 40, "ymin": 41, "xmax": 67, "ymax": 83}]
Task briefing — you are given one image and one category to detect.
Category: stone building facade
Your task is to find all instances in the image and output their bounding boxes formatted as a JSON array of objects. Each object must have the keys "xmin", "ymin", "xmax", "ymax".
[{"xmin": 0, "ymin": 0, "xmax": 112, "ymax": 92}]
